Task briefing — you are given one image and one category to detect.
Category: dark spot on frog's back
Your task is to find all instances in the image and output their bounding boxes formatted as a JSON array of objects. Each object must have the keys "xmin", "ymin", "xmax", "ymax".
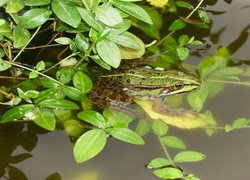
[{"xmin": 126, "ymin": 79, "xmax": 130, "ymax": 83}]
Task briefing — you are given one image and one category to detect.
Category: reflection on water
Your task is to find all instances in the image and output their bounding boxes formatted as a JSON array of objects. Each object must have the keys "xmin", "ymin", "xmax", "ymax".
[{"xmin": 1, "ymin": 0, "xmax": 250, "ymax": 179}]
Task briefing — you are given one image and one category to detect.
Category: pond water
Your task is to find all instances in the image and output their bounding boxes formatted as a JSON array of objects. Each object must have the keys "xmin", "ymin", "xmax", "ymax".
[{"xmin": 1, "ymin": 1, "xmax": 250, "ymax": 179}]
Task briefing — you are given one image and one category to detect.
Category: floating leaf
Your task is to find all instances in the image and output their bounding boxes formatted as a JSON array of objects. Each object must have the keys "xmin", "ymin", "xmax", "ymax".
[
  {"xmin": 135, "ymin": 119, "xmax": 151, "ymax": 137},
  {"xmin": 55, "ymin": 37, "xmax": 72, "ymax": 45},
  {"xmin": 154, "ymin": 167, "xmax": 183, "ymax": 179},
  {"xmin": 147, "ymin": 158, "xmax": 170, "ymax": 169},
  {"xmin": 107, "ymin": 127, "xmax": 145, "ymax": 145},
  {"xmin": 74, "ymin": 129, "xmax": 107, "ymax": 163},
  {"xmin": 161, "ymin": 136, "xmax": 186, "ymax": 149},
  {"xmin": 152, "ymin": 119, "xmax": 168, "ymax": 136},
  {"xmin": 174, "ymin": 151, "xmax": 206, "ymax": 163}
]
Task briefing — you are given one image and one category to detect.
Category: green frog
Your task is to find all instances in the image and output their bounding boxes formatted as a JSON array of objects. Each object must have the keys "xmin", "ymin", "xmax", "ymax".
[{"xmin": 87, "ymin": 65, "xmax": 201, "ymax": 117}]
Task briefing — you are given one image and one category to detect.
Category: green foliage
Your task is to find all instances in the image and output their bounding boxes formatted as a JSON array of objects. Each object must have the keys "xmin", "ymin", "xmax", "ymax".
[{"xmin": 1, "ymin": 0, "xmax": 249, "ymax": 179}]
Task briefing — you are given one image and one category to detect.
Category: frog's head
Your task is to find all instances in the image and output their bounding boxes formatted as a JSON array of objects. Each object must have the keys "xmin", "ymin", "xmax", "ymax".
[{"xmin": 160, "ymin": 70, "xmax": 201, "ymax": 97}]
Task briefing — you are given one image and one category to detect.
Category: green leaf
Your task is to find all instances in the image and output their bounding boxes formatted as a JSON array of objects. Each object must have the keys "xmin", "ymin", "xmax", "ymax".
[
  {"xmin": 95, "ymin": 3, "xmax": 123, "ymax": 27},
  {"xmin": 73, "ymin": 71, "xmax": 93, "ymax": 94},
  {"xmin": 107, "ymin": 127, "xmax": 145, "ymax": 145},
  {"xmin": 33, "ymin": 107, "xmax": 56, "ymax": 131},
  {"xmin": 2, "ymin": 104, "xmax": 35, "ymax": 123},
  {"xmin": 75, "ymin": 33, "xmax": 89, "ymax": 51},
  {"xmin": 55, "ymin": 37, "xmax": 72, "ymax": 45},
  {"xmin": 152, "ymin": 119, "xmax": 168, "ymax": 136},
  {"xmin": 38, "ymin": 99, "xmax": 79, "ymax": 110},
  {"xmin": 103, "ymin": 109, "xmax": 134, "ymax": 127},
  {"xmin": 36, "ymin": 61, "xmax": 45, "ymax": 71},
  {"xmin": 107, "ymin": 31, "xmax": 141, "ymax": 50},
  {"xmin": 178, "ymin": 35, "xmax": 189, "ymax": 46},
  {"xmin": 111, "ymin": 0, "xmax": 153, "ymax": 25},
  {"xmin": 174, "ymin": 151, "xmax": 206, "ymax": 163},
  {"xmin": 19, "ymin": 9, "xmax": 50, "ymax": 29},
  {"xmin": 29, "ymin": 71, "xmax": 39, "ymax": 79},
  {"xmin": 0, "ymin": 0, "xmax": 8, "ymax": 7},
  {"xmin": 74, "ymin": 129, "xmax": 107, "ymax": 163},
  {"xmin": 176, "ymin": 1, "xmax": 193, "ymax": 8},
  {"xmin": 6, "ymin": 0, "xmax": 25, "ymax": 13},
  {"xmin": 176, "ymin": 46, "xmax": 189, "ymax": 60},
  {"xmin": 96, "ymin": 39, "xmax": 121, "ymax": 68},
  {"xmin": 82, "ymin": 0, "xmax": 100, "ymax": 10},
  {"xmin": 24, "ymin": 0, "xmax": 50, "ymax": 6},
  {"xmin": 147, "ymin": 158, "xmax": 170, "ymax": 169},
  {"xmin": 216, "ymin": 67, "xmax": 243, "ymax": 76},
  {"xmin": 56, "ymin": 68, "xmax": 75, "ymax": 84},
  {"xmin": 13, "ymin": 26, "xmax": 30, "ymax": 48},
  {"xmin": 154, "ymin": 167, "xmax": 183, "ymax": 179},
  {"xmin": 77, "ymin": 7, "xmax": 105, "ymax": 32},
  {"xmin": 0, "ymin": 20, "xmax": 12, "ymax": 40},
  {"xmin": 52, "ymin": 0, "xmax": 81, "ymax": 28},
  {"xmin": 62, "ymin": 85, "xmax": 87, "ymax": 101},
  {"xmin": 34, "ymin": 88, "xmax": 64, "ymax": 104},
  {"xmin": 135, "ymin": 119, "xmax": 151, "ymax": 137},
  {"xmin": 169, "ymin": 19, "xmax": 186, "ymax": 31},
  {"xmin": 232, "ymin": 118, "xmax": 250, "ymax": 129},
  {"xmin": 0, "ymin": 59, "xmax": 11, "ymax": 71},
  {"xmin": 161, "ymin": 136, "xmax": 186, "ymax": 149},
  {"xmin": 78, "ymin": 110, "xmax": 106, "ymax": 128}
]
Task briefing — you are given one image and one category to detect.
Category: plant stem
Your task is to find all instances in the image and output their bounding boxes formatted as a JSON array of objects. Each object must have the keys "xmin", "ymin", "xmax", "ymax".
[
  {"xmin": 157, "ymin": 135, "xmax": 175, "ymax": 166},
  {"xmin": 4, "ymin": 61, "xmax": 61, "ymax": 85}
]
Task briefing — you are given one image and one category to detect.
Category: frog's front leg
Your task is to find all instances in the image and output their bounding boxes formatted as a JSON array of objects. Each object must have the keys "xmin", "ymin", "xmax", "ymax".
[{"xmin": 152, "ymin": 97, "xmax": 180, "ymax": 116}]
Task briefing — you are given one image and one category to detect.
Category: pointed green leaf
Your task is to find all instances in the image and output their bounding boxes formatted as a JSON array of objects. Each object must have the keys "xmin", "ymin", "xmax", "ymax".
[
  {"xmin": 52, "ymin": 0, "xmax": 81, "ymax": 28},
  {"xmin": 73, "ymin": 71, "xmax": 93, "ymax": 93},
  {"xmin": 107, "ymin": 127, "xmax": 144, "ymax": 145},
  {"xmin": 169, "ymin": 19, "xmax": 186, "ymax": 31},
  {"xmin": 33, "ymin": 107, "xmax": 56, "ymax": 131},
  {"xmin": 2, "ymin": 104, "xmax": 35, "ymax": 123},
  {"xmin": 19, "ymin": 9, "xmax": 50, "ymax": 29},
  {"xmin": 6, "ymin": 0, "xmax": 25, "ymax": 13},
  {"xmin": 161, "ymin": 136, "xmax": 186, "ymax": 149},
  {"xmin": 13, "ymin": 26, "xmax": 30, "ymax": 48},
  {"xmin": 147, "ymin": 158, "xmax": 170, "ymax": 169},
  {"xmin": 0, "ymin": 59, "xmax": 11, "ymax": 71},
  {"xmin": 154, "ymin": 167, "xmax": 183, "ymax": 179},
  {"xmin": 74, "ymin": 129, "xmax": 107, "ymax": 163},
  {"xmin": 111, "ymin": 0, "xmax": 152, "ymax": 24},
  {"xmin": 38, "ymin": 99, "xmax": 79, "ymax": 110},
  {"xmin": 77, "ymin": 110, "xmax": 106, "ymax": 128},
  {"xmin": 77, "ymin": 7, "xmax": 105, "ymax": 32},
  {"xmin": 152, "ymin": 119, "xmax": 168, "ymax": 136},
  {"xmin": 96, "ymin": 39, "xmax": 121, "ymax": 68},
  {"xmin": 95, "ymin": 3, "xmax": 123, "ymax": 27},
  {"xmin": 174, "ymin": 151, "xmax": 206, "ymax": 163},
  {"xmin": 62, "ymin": 85, "xmax": 87, "ymax": 101}
]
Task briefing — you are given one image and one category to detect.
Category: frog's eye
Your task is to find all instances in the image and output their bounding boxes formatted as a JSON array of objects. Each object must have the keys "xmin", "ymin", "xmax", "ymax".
[{"xmin": 175, "ymin": 82, "xmax": 184, "ymax": 89}]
